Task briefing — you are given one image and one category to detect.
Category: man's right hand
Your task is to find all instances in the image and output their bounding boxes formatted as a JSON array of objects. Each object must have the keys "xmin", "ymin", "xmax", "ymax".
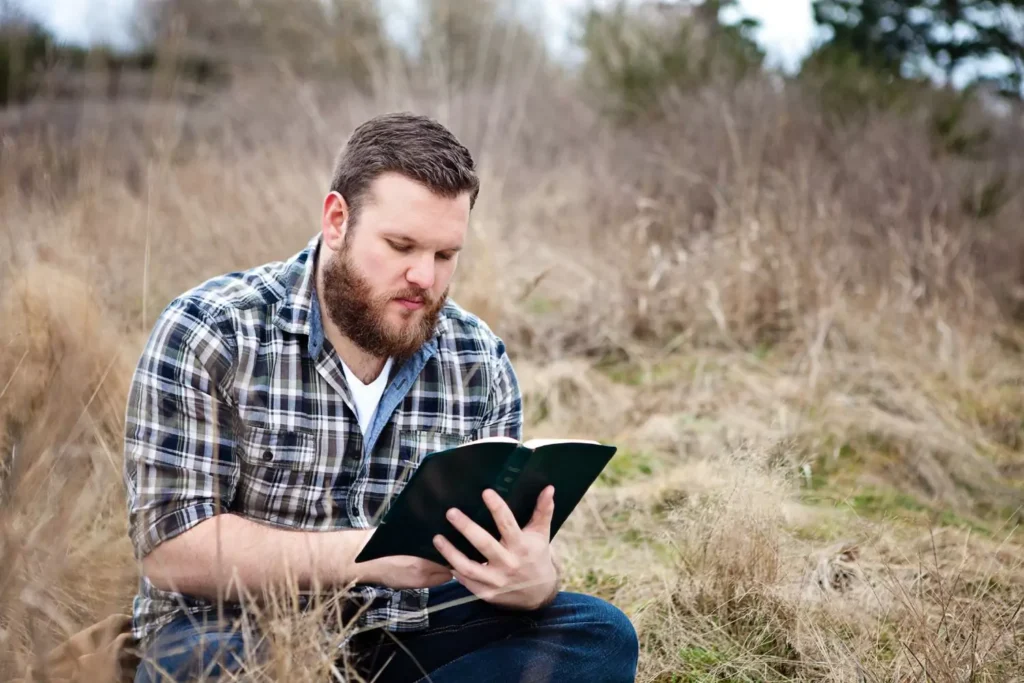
[
  {"xmin": 347, "ymin": 529, "xmax": 452, "ymax": 589},
  {"xmin": 353, "ymin": 555, "xmax": 453, "ymax": 589}
]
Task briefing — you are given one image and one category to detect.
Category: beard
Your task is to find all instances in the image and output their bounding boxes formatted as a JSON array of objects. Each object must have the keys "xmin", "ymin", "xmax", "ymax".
[{"xmin": 320, "ymin": 245, "xmax": 448, "ymax": 363}]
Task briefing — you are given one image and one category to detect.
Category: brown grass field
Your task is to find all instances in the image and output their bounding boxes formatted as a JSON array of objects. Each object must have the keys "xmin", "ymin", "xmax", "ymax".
[{"xmin": 1, "ymin": 29, "xmax": 1024, "ymax": 682}]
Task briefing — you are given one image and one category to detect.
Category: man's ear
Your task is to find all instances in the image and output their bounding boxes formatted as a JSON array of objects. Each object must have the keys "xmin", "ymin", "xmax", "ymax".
[{"xmin": 321, "ymin": 191, "xmax": 350, "ymax": 250}]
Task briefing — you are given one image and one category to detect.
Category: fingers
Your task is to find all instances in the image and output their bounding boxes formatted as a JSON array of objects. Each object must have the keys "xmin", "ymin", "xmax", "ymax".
[
  {"xmin": 524, "ymin": 486, "xmax": 555, "ymax": 536},
  {"xmin": 482, "ymin": 489, "xmax": 524, "ymax": 546},
  {"xmin": 444, "ymin": 507, "xmax": 516, "ymax": 566},
  {"xmin": 450, "ymin": 570, "xmax": 491, "ymax": 601},
  {"xmin": 433, "ymin": 534, "xmax": 499, "ymax": 586},
  {"xmin": 451, "ymin": 569, "xmax": 506, "ymax": 601}
]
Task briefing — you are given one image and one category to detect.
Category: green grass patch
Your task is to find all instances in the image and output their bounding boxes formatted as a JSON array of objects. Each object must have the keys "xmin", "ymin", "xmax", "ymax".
[
  {"xmin": 787, "ymin": 513, "xmax": 852, "ymax": 543},
  {"xmin": 567, "ymin": 568, "xmax": 628, "ymax": 602},
  {"xmin": 751, "ymin": 342, "xmax": 774, "ymax": 361},
  {"xmin": 600, "ymin": 361, "xmax": 647, "ymax": 386},
  {"xmin": 620, "ymin": 527, "xmax": 647, "ymax": 545},
  {"xmin": 957, "ymin": 386, "xmax": 1024, "ymax": 452},
  {"xmin": 673, "ymin": 646, "xmax": 737, "ymax": 682},
  {"xmin": 525, "ymin": 295, "xmax": 560, "ymax": 315},
  {"xmin": 598, "ymin": 448, "xmax": 657, "ymax": 486},
  {"xmin": 798, "ymin": 427, "xmax": 1023, "ymax": 540},
  {"xmin": 800, "ymin": 431, "xmax": 905, "ymax": 492},
  {"xmin": 659, "ymin": 644, "xmax": 792, "ymax": 682},
  {"xmin": 803, "ymin": 485, "xmax": 1002, "ymax": 538},
  {"xmin": 595, "ymin": 356, "xmax": 712, "ymax": 387},
  {"xmin": 849, "ymin": 489, "xmax": 927, "ymax": 515}
]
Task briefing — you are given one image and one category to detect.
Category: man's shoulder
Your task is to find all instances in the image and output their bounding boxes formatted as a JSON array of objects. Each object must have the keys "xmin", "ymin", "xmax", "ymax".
[
  {"xmin": 157, "ymin": 251, "xmax": 306, "ymax": 332},
  {"xmin": 437, "ymin": 300, "xmax": 507, "ymax": 353}
]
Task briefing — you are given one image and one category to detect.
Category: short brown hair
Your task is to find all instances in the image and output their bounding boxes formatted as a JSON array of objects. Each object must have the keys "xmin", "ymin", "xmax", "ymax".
[{"xmin": 329, "ymin": 112, "xmax": 480, "ymax": 225}]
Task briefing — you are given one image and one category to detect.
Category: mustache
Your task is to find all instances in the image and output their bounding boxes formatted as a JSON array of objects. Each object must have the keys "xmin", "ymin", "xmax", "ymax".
[
  {"xmin": 389, "ymin": 287, "xmax": 437, "ymax": 305},
  {"xmin": 393, "ymin": 290, "xmax": 426, "ymax": 302}
]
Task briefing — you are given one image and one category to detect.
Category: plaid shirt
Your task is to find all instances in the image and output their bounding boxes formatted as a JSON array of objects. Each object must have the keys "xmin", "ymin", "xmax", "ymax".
[{"xmin": 123, "ymin": 233, "xmax": 522, "ymax": 644}]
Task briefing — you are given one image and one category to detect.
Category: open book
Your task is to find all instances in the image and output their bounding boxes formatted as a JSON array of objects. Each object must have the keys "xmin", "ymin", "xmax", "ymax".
[{"xmin": 354, "ymin": 436, "xmax": 617, "ymax": 566}]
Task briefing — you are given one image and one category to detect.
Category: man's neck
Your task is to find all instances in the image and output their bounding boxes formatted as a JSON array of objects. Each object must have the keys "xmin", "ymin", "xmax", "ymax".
[{"xmin": 333, "ymin": 335, "xmax": 389, "ymax": 384}]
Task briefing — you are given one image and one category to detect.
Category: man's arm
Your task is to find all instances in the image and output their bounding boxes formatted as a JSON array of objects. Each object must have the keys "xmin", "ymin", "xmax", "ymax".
[
  {"xmin": 124, "ymin": 298, "xmax": 449, "ymax": 601},
  {"xmin": 141, "ymin": 514, "xmax": 449, "ymax": 599},
  {"xmin": 141, "ymin": 514, "xmax": 363, "ymax": 598}
]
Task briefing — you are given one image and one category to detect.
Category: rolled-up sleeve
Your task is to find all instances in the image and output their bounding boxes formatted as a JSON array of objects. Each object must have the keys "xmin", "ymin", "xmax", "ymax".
[
  {"xmin": 123, "ymin": 297, "xmax": 240, "ymax": 561},
  {"xmin": 473, "ymin": 339, "xmax": 523, "ymax": 441}
]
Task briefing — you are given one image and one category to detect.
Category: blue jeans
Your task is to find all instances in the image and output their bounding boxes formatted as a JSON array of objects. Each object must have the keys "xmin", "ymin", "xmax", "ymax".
[{"xmin": 134, "ymin": 581, "xmax": 639, "ymax": 682}]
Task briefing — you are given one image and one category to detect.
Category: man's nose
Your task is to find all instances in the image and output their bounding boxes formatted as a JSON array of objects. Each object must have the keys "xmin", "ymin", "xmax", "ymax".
[{"xmin": 406, "ymin": 254, "xmax": 435, "ymax": 291}]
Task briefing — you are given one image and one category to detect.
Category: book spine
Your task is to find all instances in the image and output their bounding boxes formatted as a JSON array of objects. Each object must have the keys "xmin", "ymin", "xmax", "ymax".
[{"xmin": 492, "ymin": 444, "xmax": 531, "ymax": 497}]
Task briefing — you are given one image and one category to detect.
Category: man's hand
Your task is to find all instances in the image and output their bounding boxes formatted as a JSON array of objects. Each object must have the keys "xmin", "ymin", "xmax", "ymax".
[
  {"xmin": 432, "ymin": 486, "xmax": 559, "ymax": 611},
  {"xmin": 352, "ymin": 555, "xmax": 454, "ymax": 589},
  {"xmin": 348, "ymin": 529, "xmax": 453, "ymax": 589}
]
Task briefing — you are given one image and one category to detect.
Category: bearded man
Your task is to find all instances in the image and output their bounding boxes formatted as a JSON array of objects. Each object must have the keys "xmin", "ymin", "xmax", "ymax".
[{"xmin": 123, "ymin": 112, "xmax": 639, "ymax": 682}]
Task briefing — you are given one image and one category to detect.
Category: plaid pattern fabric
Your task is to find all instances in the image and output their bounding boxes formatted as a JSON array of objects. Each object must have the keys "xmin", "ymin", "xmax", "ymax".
[{"xmin": 123, "ymin": 233, "xmax": 523, "ymax": 644}]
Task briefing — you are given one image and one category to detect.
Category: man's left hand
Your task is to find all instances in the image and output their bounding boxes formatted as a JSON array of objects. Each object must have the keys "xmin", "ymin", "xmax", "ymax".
[{"xmin": 433, "ymin": 486, "xmax": 559, "ymax": 611}]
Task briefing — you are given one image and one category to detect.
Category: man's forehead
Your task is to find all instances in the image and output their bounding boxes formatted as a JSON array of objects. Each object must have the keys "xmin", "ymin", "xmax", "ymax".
[{"xmin": 360, "ymin": 183, "xmax": 468, "ymax": 247}]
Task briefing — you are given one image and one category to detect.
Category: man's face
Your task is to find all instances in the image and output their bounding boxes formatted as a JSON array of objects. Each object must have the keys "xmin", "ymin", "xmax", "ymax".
[{"xmin": 319, "ymin": 172, "xmax": 470, "ymax": 361}]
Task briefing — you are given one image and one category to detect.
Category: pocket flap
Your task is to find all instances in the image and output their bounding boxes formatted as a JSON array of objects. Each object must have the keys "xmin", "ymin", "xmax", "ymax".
[
  {"xmin": 398, "ymin": 430, "xmax": 472, "ymax": 463},
  {"xmin": 241, "ymin": 425, "xmax": 316, "ymax": 470}
]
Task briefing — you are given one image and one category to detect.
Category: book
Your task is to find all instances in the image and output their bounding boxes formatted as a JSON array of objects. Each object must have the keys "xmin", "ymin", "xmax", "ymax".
[{"xmin": 354, "ymin": 436, "xmax": 617, "ymax": 567}]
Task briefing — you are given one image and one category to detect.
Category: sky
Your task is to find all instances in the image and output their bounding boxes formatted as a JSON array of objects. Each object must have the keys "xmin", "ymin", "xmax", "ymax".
[{"xmin": 20, "ymin": 0, "xmax": 820, "ymax": 72}]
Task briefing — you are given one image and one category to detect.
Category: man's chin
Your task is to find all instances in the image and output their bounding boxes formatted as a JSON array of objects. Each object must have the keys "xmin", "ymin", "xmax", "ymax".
[
  {"xmin": 381, "ymin": 316, "xmax": 424, "ymax": 341},
  {"xmin": 386, "ymin": 306, "xmax": 421, "ymax": 325}
]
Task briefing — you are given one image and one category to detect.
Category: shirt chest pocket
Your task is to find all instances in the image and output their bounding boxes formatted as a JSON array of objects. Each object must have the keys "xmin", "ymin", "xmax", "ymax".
[
  {"xmin": 239, "ymin": 425, "xmax": 318, "ymax": 471},
  {"xmin": 235, "ymin": 425, "xmax": 329, "ymax": 527},
  {"xmin": 397, "ymin": 429, "xmax": 472, "ymax": 467}
]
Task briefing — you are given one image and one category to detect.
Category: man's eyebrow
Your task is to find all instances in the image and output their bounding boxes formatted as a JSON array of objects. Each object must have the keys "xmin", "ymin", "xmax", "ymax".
[{"xmin": 382, "ymin": 233, "xmax": 462, "ymax": 252}]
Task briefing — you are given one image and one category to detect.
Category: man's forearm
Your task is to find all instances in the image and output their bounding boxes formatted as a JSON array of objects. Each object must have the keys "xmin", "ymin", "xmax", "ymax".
[{"xmin": 141, "ymin": 513, "xmax": 371, "ymax": 600}]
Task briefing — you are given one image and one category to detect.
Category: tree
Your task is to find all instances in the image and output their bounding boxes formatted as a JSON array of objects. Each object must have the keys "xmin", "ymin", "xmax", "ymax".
[
  {"xmin": 141, "ymin": 0, "xmax": 394, "ymax": 90},
  {"xmin": 578, "ymin": 0, "xmax": 764, "ymax": 120},
  {"xmin": 0, "ymin": 18, "xmax": 52, "ymax": 106},
  {"xmin": 415, "ymin": 0, "xmax": 549, "ymax": 89},
  {"xmin": 811, "ymin": 0, "xmax": 1024, "ymax": 98}
]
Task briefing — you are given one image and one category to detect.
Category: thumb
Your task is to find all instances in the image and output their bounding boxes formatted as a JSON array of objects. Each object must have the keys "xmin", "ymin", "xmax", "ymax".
[{"xmin": 525, "ymin": 486, "xmax": 555, "ymax": 535}]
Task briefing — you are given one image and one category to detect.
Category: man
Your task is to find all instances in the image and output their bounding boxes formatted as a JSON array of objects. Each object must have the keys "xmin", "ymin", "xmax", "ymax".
[{"xmin": 124, "ymin": 112, "xmax": 639, "ymax": 682}]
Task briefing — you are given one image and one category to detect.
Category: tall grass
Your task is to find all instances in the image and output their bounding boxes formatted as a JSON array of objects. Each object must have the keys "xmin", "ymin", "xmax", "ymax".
[{"xmin": 1, "ymin": 16, "xmax": 1023, "ymax": 680}]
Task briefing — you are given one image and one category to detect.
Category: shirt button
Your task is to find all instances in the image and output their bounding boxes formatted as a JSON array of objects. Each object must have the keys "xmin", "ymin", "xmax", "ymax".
[{"xmin": 262, "ymin": 450, "xmax": 274, "ymax": 462}]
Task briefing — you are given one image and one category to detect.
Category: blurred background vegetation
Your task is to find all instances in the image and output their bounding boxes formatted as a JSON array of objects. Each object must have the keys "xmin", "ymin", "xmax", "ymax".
[
  {"xmin": 4, "ymin": 0, "xmax": 1022, "ymax": 106},
  {"xmin": 4, "ymin": 0, "xmax": 1021, "ymax": 270},
  {"xmin": 2, "ymin": 1, "xmax": 1023, "ymax": 681}
]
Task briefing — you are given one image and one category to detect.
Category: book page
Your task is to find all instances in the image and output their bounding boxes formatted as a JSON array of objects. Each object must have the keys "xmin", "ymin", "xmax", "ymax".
[
  {"xmin": 523, "ymin": 438, "xmax": 601, "ymax": 448},
  {"xmin": 461, "ymin": 436, "xmax": 520, "ymax": 446}
]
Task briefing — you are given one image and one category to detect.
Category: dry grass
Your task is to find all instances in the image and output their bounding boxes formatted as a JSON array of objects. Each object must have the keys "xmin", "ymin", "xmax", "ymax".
[{"xmin": 1, "ymin": 45, "xmax": 1023, "ymax": 682}]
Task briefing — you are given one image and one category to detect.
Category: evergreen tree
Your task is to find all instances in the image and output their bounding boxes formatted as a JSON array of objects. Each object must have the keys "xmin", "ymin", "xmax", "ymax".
[
  {"xmin": 578, "ymin": 0, "xmax": 764, "ymax": 120},
  {"xmin": 416, "ymin": 0, "xmax": 548, "ymax": 89},
  {"xmin": 812, "ymin": 0, "xmax": 1024, "ymax": 97}
]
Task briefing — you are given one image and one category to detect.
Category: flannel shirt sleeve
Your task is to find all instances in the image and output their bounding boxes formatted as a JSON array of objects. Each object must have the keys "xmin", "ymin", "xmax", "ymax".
[
  {"xmin": 473, "ymin": 338, "xmax": 523, "ymax": 441},
  {"xmin": 123, "ymin": 297, "xmax": 240, "ymax": 561}
]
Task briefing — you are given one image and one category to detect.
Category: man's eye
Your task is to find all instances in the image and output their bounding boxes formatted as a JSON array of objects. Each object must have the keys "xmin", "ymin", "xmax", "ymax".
[
  {"xmin": 389, "ymin": 241, "xmax": 412, "ymax": 253},
  {"xmin": 437, "ymin": 252, "xmax": 455, "ymax": 261}
]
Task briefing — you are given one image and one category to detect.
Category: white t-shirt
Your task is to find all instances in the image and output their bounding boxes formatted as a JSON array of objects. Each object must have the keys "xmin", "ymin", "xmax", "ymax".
[{"xmin": 339, "ymin": 357, "xmax": 394, "ymax": 437}]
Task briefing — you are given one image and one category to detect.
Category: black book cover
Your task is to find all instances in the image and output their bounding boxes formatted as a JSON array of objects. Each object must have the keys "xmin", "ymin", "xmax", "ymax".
[{"xmin": 355, "ymin": 438, "xmax": 617, "ymax": 566}]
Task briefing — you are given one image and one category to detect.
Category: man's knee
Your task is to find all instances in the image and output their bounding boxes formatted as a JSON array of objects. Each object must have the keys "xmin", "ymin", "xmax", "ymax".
[
  {"xmin": 134, "ymin": 613, "xmax": 259, "ymax": 682},
  {"xmin": 577, "ymin": 593, "xmax": 639, "ymax": 656},
  {"xmin": 547, "ymin": 592, "xmax": 640, "ymax": 674}
]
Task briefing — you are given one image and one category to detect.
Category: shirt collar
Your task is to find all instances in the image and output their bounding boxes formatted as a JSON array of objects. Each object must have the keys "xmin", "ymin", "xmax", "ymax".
[{"xmin": 272, "ymin": 233, "xmax": 321, "ymax": 350}]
